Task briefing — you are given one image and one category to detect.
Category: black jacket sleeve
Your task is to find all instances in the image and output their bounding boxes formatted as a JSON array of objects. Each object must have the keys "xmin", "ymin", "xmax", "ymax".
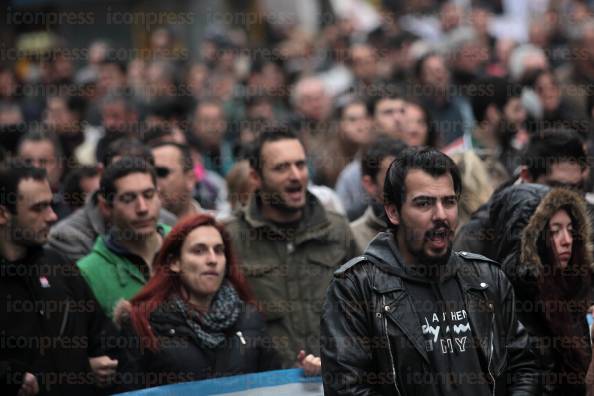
[
  {"xmin": 497, "ymin": 268, "xmax": 541, "ymax": 395},
  {"xmin": 320, "ymin": 271, "xmax": 383, "ymax": 396}
]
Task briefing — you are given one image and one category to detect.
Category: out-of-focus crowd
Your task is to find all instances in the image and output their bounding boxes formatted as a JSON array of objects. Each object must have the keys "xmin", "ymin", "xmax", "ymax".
[{"xmin": 5, "ymin": 0, "xmax": 594, "ymax": 395}]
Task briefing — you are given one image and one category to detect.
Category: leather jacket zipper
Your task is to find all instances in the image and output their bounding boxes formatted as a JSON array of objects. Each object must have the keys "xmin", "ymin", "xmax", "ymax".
[
  {"xmin": 59, "ymin": 303, "xmax": 70, "ymax": 337},
  {"xmin": 382, "ymin": 295, "xmax": 401, "ymax": 396},
  {"xmin": 487, "ymin": 303, "xmax": 496, "ymax": 396}
]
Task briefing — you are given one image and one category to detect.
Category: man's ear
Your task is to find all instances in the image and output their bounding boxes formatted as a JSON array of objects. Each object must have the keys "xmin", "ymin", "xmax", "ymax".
[
  {"xmin": 98, "ymin": 196, "xmax": 112, "ymax": 220},
  {"xmin": 485, "ymin": 104, "xmax": 501, "ymax": 125},
  {"xmin": 170, "ymin": 258, "xmax": 181, "ymax": 273},
  {"xmin": 0, "ymin": 205, "xmax": 11, "ymax": 226},
  {"xmin": 361, "ymin": 175, "xmax": 378, "ymax": 199},
  {"xmin": 384, "ymin": 203, "xmax": 400, "ymax": 226},
  {"xmin": 519, "ymin": 166, "xmax": 532, "ymax": 183},
  {"xmin": 184, "ymin": 169, "xmax": 196, "ymax": 193},
  {"xmin": 249, "ymin": 168, "xmax": 262, "ymax": 190}
]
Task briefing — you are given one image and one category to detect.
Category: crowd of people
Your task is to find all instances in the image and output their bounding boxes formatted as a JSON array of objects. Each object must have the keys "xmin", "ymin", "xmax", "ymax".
[{"xmin": 5, "ymin": 0, "xmax": 594, "ymax": 394}]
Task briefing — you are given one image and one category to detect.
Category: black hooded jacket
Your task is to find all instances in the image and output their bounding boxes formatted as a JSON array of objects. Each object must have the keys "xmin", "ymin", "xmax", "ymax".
[
  {"xmin": 320, "ymin": 231, "xmax": 540, "ymax": 395},
  {"xmin": 491, "ymin": 184, "xmax": 593, "ymax": 395}
]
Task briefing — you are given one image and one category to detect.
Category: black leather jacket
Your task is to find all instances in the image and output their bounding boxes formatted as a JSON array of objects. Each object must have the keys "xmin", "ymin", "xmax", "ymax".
[{"xmin": 320, "ymin": 232, "xmax": 540, "ymax": 396}]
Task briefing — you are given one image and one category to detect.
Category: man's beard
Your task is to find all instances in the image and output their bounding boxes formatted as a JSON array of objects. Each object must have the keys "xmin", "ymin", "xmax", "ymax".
[
  {"xmin": 259, "ymin": 182, "xmax": 305, "ymax": 214},
  {"xmin": 269, "ymin": 197, "xmax": 302, "ymax": 214},
  {"xmin": 9, "ymin": 220, "xmax": 47, "ymax": 247},
  {"xmin": 403, "ymin": 220, "xmax": 453, "ymax": 278}
]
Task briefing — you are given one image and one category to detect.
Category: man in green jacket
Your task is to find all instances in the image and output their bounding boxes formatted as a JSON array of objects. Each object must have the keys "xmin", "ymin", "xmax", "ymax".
[
  {"xmin": 225, "ymin": 130, "xmax": 358, "ymax": 370},
  {"xmin": 77, "ymin": 157, "xmax": 170, "ymax": 317}
]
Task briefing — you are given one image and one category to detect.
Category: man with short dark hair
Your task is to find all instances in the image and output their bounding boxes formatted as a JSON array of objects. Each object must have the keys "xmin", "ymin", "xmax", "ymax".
[
  {"xmin": 17, "ymin": 130, "xmax": 71, "ymax": 219},
  {"xmin": 225, "ymin": 130, "xmax": 358, "ymax": 370},
  {"xmin": 189, "ymin": 100, "xmax": 234, "ymax": 177},
  {"xmin": 321, "ymin": 147, "xmax": 539, "ymax": 395},
  {"xmin": 150, "ymin": 141, "xmax": 204, "ymax": 218},
  {"xmin": 77, "ymin": 157, "xmax": 170, "ymax": 316},
  {"xmin": 0, "ymin": 160, "xmax": 125, "ymax": 395},
  {"xmin": 351, "ymin": 136, "xmax": 406, "ymax": 253},
  {"xmin": 48, "ymin": 138, "xmax": 176, "ymax": 262},
  {"xmin": 17, "ymin": 130, "xmax": 64, "ymax": 194},
  {"xmin": 337, "ymin": 93, "xmax": 408, "ymax": 221}
]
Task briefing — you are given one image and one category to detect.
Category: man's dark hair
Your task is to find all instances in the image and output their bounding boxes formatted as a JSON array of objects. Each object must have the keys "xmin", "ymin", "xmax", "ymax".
[
  {"xmin": 366, "ymin": 92, "xmax": 404, "ymax": 116},
  {"xmin": 100, "ymin": 91, "xmax": 136, "ymax": 113},
  {"xmin": 333, "ymin": 96, "xmax": 367, "ymax": 121},
  {"xmin": 0, "ymin": 159, "xmax": 47, "ymax": 214},
  {"xmin": 414, "ymin": 52, "xmax": 441, "ymax": 81},
  {"xmin": 150, "ymin": 141, "xmax": 193, "ymax": 172},
  {"xmin": 247, "ymin": 129, "xmax": 302, "ymax": 173},
  {"xmin": 145, "ymin": 96, "xmax": 188, "ymax": 122},
  {"xmin": 362, "ymin": 136, "xmax": 407, "ymax": 181},
  {"xmin": 101, "ymin": 138, "xmax": 154, "ymax": 167},
  {"xmin": 17, "ymin": 130, "xmax": 64, "ymax": 163},
  {"xmin": 101, "ymin": 53, "xmax": 127, "ymax": 74},
  {"xmin": 384, "ymin": 147, "xmax": 462, "ymax": 213},
  {"xmin": 522, "ymin": 129, "xmax": 587, "ymax": 181},
  {"xmin": 470, "ymin": 77, "xmax": 517, "ymax": 123},
  {"xmin": 62, "ymin": 166, "xmax": 99, "ymax": 209},
  {"xmin": 141, "ymin": 126, "xmax": 171, "ymax": 146},
  {"xmin": 99, "ymin": 157, "xmax": 156, "ymax": 205}
]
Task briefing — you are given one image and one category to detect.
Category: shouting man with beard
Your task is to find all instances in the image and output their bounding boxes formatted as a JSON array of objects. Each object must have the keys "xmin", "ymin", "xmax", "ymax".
[
  {"xmin": 225, "ymin": 130, "xmax": 358, "ymax": 372},
  {"xmin": 321, "ymin": 147, "xmax": 540, "ymax": 395}
]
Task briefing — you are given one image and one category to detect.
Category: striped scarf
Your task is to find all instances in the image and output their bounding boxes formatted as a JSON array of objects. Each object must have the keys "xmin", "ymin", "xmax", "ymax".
[{"xmin": 173, "ymin": 281, "xmax": 241, "ymax": 349}]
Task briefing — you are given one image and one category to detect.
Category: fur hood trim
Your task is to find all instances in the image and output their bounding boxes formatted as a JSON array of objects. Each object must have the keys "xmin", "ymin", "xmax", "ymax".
[{"xmin": 520, "ymin": 188, "xmax": 593, "ymax": 273}]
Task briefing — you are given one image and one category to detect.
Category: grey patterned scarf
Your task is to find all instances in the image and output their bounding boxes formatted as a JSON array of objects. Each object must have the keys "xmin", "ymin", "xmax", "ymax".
[{"xmin": 173, "ymin": 281, "xmax": 241, "ymax": 349}]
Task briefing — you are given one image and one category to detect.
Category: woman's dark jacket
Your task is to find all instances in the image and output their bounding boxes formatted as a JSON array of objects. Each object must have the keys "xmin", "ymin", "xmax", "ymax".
[
  {"xmin": 490, "ymin": 184, "xmax": 593, "ymax": 395},
  {"xmin": 121, "ymin": 301, "xmax": 281, "ymax": 388}
]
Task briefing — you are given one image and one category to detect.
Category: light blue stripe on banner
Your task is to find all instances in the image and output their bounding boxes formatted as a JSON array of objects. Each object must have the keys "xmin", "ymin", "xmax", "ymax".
[{"xmin": 113, "ymin": 369, "xmax": 323, "ymax": 396}]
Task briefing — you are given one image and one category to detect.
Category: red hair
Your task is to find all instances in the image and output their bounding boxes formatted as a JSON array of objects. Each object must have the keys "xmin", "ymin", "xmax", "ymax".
[{"xmin": 129, "ymin": 213, "xmax": 254, "ymax": 351}]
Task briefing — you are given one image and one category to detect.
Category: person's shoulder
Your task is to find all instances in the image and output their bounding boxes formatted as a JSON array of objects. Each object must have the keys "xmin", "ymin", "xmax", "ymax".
[
  {"xmin": 49, "ymin": 206, "xmax": 93, "ymax": 236},
  {"xmin": 455, "ymin": 250, "xmax": 500, "ymax": 266},
  {"xmin": 76, "ymin": 237, "xmax": 110, "ymax": 271},
  {"xmin": 236, "ymin": 302, "xmax": 267, "ymax": 329},
  {"xmin": 333, "ymin": 255, "xmax": 371, "ymax": 277},
  {"xmin": 325, "ymin": 207, "xmax": 350, "ymax": 225}
]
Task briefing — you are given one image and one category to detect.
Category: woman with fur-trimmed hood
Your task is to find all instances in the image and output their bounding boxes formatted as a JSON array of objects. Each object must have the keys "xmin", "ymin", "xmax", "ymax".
[{"xmin": 490, "ymin": 183, "xmax": 593, "ymax": 395}]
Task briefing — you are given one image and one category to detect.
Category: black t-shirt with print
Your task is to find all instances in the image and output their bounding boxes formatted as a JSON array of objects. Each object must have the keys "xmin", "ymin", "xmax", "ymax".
[{"xmin": 403, "ymin": 274, "xmax": 492, "ymax": 396}]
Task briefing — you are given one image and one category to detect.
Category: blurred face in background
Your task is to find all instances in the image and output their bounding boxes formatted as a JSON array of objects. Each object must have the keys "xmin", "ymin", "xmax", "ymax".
[
  {"xmin": 152, "ymin": 145, "xmax": 194, "ymax": 216},
  {"xmin": 44, "ymin": 97, "xmax": 79, "ymax": 134},
  {"xmin": 339, "ymin": 102, "xmax": 371, "ymax": 146},
  {"xmin": 351, "ymin": 44, "xmax": 378, "ymax": 83},
  {"xmin": 192, "ymin": 103, "xmax": 227, "ymax": 150},
  {"xmin": 374, "ymin": 98, "xmax": 407, "ymax": 139},
  {"xmin": 98, "ymin": 63, "xmax": 127, "ymax": 95},
  {"xmin": 403, "ymin": 103, "xmax": 429, "ymax": 147},
  {"xmin": 503, "ymin": 97, "xmax": 526, "ymax": 128},
  {"xmin": 294, "ymin": 79, "xmax": 331, "ymax": 122},
  {"xmin": 535, "ymin": 72, "xmax": 561, "ymax": 113},
  {"xmin": 18, "ymin": 139, "xmax": 62, "ymax": 191},
  {"xmin": 421, "ymin": 55, "xmax": 450, "ymax": 92}
]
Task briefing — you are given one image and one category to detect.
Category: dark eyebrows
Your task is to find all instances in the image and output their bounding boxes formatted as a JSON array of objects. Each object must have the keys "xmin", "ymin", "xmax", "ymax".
[
  {"xmin": 189, "ymin": 242, "xmax": 224, "ymax": 250},
  {"xmin": 29, "ymin": 199, "xmax": 52, "ymax": 210},
  {"xmin": 142, "ymin": 187, "xmax": 156, "ymax": 194},
  {"xmin": 410, "ymin": 195, "xmax": 458, "ymax": 202}
]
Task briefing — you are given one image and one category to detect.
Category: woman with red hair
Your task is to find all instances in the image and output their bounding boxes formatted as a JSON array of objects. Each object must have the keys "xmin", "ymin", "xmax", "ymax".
[{"xmin": 120, "ymin": 213, "xmax": 280, "ymax": 388}]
